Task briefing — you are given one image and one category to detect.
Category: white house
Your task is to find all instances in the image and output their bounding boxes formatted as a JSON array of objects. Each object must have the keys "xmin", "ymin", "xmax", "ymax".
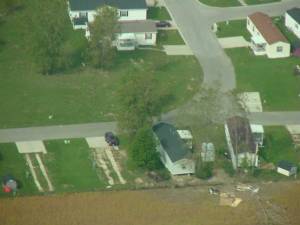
[
  {"xmin": 116, "ymin": 20, "xmax": 157, "ymax": 50},
  {"xmin": 277, "ymin": 160, "xmax": 297, "ymax": 177},
  {"xmin": 68, "ymin": 0, "xmax": 156, "ymax": 49},
  {"xmin": 247, "ymin": 12, "xmax": 290, "ymax": 58},
  {"xmin": 225, "ymin": 116, "xmax": 259, "ymax": 170},
  {"xmin": 285, "ymin": 8, "xmax": 300, "ymax": 39},
  {"xmin": 153, "ymin": 122, "xmax": 195, "ymax": 175}
]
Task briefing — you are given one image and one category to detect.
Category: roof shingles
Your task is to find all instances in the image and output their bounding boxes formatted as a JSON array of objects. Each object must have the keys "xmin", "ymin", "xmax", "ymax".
[{"xmin": 249, "ymin": 12, "xmax": 288, "ymax": 44}]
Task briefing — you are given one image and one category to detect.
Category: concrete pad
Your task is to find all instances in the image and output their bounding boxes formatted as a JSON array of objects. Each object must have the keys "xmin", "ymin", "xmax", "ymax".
[
  {"xmin": 239, "ymin": 92, "xmax": 263, "ymax": 113},
  {"xmin": 85, "ymin": 136, "xmax": 107, "ymax": 148},
  {"xmin": 286, "ymin": 125, "xmax": 300, "ymax": 134},
  {"xmin": 218, "ymin": 36, "xmax": 250, "ymax": 49},
  {"xmin": 163, "ymin": 45, "xmax": 193, "ymax": 55},
  {"xmin": 16, "ymin": 141, "xmax": 47, "ymax": 154}
]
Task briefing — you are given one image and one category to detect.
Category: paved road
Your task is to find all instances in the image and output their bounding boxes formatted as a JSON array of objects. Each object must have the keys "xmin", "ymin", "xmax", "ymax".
[
  {"xmin": 0, "ymin": 122, "xmax": 117, "ymax": 143},
  {"xmin": 248, "ymin": 112, "xmax": 300, "ymax": 126},
  {"xmin": 164, "ymin": 0, "xmax": 300, "ymax": 91}
]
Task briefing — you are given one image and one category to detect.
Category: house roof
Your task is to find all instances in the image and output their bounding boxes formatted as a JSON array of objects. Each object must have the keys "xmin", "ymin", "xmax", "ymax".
[
  {"xmin": 248, "ymin": 12, "xmax": 288, "ymax": 44},
  {"xmin": 286, "ymin": 8, "xmax": 300, "ymax": 24},
  {"xmin": 226, "ymin": 116, "xmax": 257, "ymax": 154},
  {"xmin": 277, "ymin": 160, "xmax": 296, "ymax": 171},
  {"xmin": 119, "ymin": 20, "xmax": 157, "ymax": 33},
  {"xmin": 69, "ymin": 0, "xmax": 147, "ymax": 11},
  {"xmin": 153, "ymin": 122, "xmax": 190, "ymax": 163}
]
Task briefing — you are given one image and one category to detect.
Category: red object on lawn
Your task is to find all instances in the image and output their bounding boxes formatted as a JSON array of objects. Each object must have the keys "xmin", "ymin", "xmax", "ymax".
[{"xmin": 3, "ymin": 185, "xmax": 11, "ymax": 193}]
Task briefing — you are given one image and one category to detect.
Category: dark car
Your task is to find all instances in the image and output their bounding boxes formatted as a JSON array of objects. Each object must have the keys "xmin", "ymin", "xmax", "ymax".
[
  {"xmin": 105, "ymin": 132, "xmax": 119, "ymax": 146},
  {"xmin": 155, "ymin": 20, "xmax": 171, "ymax": 28}
]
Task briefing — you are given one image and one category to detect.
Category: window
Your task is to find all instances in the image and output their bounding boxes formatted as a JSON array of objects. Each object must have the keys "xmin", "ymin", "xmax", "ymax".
[
  {"xmin": 277, "ymin": 46, "xmax": 283, "ymax": 52},
  {"xmin": 145, "ymin": 33, "xmax": 152, "ymax": 40},
  {"xmin": 120, "ymin": 10, "xmax": 128, "ymax": 17},
  {"xmin": 79, "ymin": 11, "xmax": 87, "ymax": 18}
]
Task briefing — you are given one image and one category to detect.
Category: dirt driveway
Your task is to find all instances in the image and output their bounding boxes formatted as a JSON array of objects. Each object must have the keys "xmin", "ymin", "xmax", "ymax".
[{"xmin": 0, "ymin": 181, "xmax": 299, "ymax": 225}]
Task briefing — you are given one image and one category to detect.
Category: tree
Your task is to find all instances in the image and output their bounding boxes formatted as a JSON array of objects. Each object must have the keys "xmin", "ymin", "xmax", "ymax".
[
  {"xmin": 88, "ymin": 5, "xmax": 119, "ymax": 68},
  {"xmin": 116, "ymin": 69, "xmax": 167, "ymax": 135},
  {"xmin": 28, "ymin": 0, "xmax": 70, "ymax": 74},
  {"xmin": 128, "ymin": 126, "xmax": 162, "ymax": 170}
]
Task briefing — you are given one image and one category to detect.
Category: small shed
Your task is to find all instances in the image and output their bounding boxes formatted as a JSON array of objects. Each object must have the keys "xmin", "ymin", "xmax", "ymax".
[
  {"xmin": 277, "ymin": 160, "xmax": 297, "ymax": 177},
  {"xmin": 201, "ymin": 142, "xmax": 215, "ymax": 162}
]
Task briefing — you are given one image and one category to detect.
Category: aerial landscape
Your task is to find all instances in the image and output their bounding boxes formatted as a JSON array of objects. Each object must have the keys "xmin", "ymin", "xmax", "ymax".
[{"xmin": 0, "ymin": 0, "xmax": 300, "ymax": 224}]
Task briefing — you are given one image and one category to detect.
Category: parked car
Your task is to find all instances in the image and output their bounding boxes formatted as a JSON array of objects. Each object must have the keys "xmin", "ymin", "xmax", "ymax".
[
  {"xmin": 155, "ymin": 20, "xmax": 171, "ymax": 28},
  {"xmin": 105, "ymin": 132, "xmax": 119, "ymax": 146}
]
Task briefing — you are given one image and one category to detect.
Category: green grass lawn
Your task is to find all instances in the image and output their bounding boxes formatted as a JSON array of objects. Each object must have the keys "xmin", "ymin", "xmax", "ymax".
[
  {"xmin": 157, "ymin": 30, "xmax": 185, "ymax": 45},
  {"xmin": 44, "ymin": 139, "xmax": 105, "ymax": 192},
  {"xmin": 260, "ymin": 127, "xmax": 300, "ymax": 165},
  {"xmin": 147, "ymin": 7, "xmax": 171, "ymax": 20},
  {"xmin": 0, "ymin": 143, "xmax": 37, "ymax": 197},
  {"xmin": 0, "ymin": 1, "xmax": 202, "ymax": 128},
  {"xmin": 245, "ymin": 0, "xmax": 280, "ymax": 5},
  {"xmin": 226, "ymin": 48, "xmax": 300, "ymax": 111},
  {"xmin": 216, "ymin": 20, "xmax": 251, "ymax": 41},
  {"xmin": 199, "ymin": 0, "xmax": 241, "ymax": 7}
]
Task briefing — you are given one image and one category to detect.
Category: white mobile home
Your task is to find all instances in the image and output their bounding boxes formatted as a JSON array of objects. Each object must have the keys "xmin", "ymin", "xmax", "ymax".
[
  {"xmin": 247, "ymin": 12, "xmax": 290, "ymax": 58},
  {"xmin": 225, "ymin": 116, "xmax": 259, "ymax": 170},
  {"xmin": 153, "ymin": 123, "xmax": 195, "ymax": 175},
  {"xmin": 285, "ymin": 8, "xmax": 300, "ymax": 39}
]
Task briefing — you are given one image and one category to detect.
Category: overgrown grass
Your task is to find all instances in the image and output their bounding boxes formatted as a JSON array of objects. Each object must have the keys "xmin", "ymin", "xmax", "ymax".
[
  {"xmin": 147, "ymin": 7, "xmax": 171, "ymax": 20},
  {"xmin": 226, "ymin": 48, "xmax": 300, "ymax": 111},
  {"xmin": 0, "ymin": 0, "xmax": 202, "ymax": 128},
  {"xmin": 44, "ymin": 139, "xmax": 105, "ymax": 192},
  {"xmin": 260, "ymin": 127, "xmax": 300, "ymax": 165},
  {"xmin": 157, "ymin": 30, "xmax": 185, "ymax": 45},
  {"xmin": 245, "ymin": 0, "xmax": 281, "ymax": 5},
  {"xmin": 199, "ymin": 0, "xmax": 241, "ymax": 7},
  {"xmin": 0, "ymin": 143, "xmax": 37, "ymax": 197},
  {"xmin": 216, "ymin": 20, "xmax": 251, "ymax": 41}
]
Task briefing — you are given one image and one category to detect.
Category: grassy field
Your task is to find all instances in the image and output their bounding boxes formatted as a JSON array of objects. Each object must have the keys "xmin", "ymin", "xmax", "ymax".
[
  {"xmin": 157, "ymin": 30, "xmax": 185, "ymax": 45},
  {"xmin": 261, "ymin": 127, "xmax": 300, "ymax": 165},
  {"xmin": 0, "ymin": 143, "xmax": 37, "ymax": 197},
  {"xmin": 216, "ymin": 20, "xmax": 251, "ymax": 41},
  {"xmin": 44, "ymin": 139, "xmax": 105, "ymax": 192},
  {"xmin": 0, "ymin": 1, "xmax": 202, "ymax": 128},
  {"xmin": 199, "ymin": 0, "xmax": 240, "ymax": 7},
  {"xmin": 245, "ymin": 0, "xmax": 280, "ymax": 5},
  {"xmin": 226, "ymin": 48, "xmax": 300, "ymax": 111},
  {"xmin": 147, "ymin": 7, "xmax": 171, "ymax": 20}
]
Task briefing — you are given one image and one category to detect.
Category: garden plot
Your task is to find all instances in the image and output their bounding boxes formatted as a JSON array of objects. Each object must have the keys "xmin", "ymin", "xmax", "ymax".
[
  {"xmin": 86, "ymin": 137, "xmax": 126, "ymax": 186},
  {"xmin": 16, "ymin": 141, "xmax": 54, "ymax": 192}
]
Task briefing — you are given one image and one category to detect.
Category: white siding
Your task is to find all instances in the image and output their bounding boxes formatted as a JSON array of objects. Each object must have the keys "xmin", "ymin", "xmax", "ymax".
[
  {"xmin": 135, "ymin": 32, "xmax": 157, "ymax": 46},
  {"xmin": 118, "ymin": 9, "xmax": 147, "ymax": 21},
  {"xmin": 266, "ymin": 41, "xmax": 290, "ymax": 58},
  {"xmin": 224, "ymin": 124, "xmax": 237, "ymax": 170},
  {"xmin": 277, "ymin": 167, "xmax": 291, "ymax": 176},
  {"xmin": 285, "ymin": 13, "xmax": 300, "ymax": 39}
]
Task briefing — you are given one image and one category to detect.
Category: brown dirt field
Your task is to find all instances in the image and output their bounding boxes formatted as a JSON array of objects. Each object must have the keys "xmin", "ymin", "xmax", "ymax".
[{"xmin": 0, "ymin": 182, "xmax": 300, "ymax": 225}]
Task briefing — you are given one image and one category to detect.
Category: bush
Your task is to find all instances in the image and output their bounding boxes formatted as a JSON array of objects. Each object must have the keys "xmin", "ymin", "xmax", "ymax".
[
  {"xmin": 223, "ymin": 160, "xmax": 235, "ymax": 177},
  {"xmin": 195, "ymin": 160, "xmax": 214, "ymax": 180}
]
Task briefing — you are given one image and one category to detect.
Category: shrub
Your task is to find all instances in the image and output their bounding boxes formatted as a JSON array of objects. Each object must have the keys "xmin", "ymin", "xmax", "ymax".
[
  {"xmin": 195, "ymin": 160, "xmax": 214, "ymax": 180},
  {"xmin": 223, "ymin": 160, "xmax": 235, "ymax": 177}
]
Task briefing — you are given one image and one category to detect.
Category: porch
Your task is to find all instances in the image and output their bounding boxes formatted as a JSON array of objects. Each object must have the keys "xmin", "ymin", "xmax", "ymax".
[{"xmin": 250, "ymin": 35, "xmax": 267, "ymax": 55}]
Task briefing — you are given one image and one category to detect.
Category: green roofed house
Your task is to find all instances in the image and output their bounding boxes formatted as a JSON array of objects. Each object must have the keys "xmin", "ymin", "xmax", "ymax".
[{"xmin": 153, "ymin": 122, "xmax": 195, "ymax": 175}]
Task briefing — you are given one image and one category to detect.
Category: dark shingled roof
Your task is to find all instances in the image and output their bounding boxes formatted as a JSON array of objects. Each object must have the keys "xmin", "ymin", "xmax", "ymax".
[
  {"xmin": 249, "ymin": 12, "xmax": 288, "ymax": 44},
  {"xmin": 69, "ymin": 0, "xmax": 147, "ymax": 11},
  {"xmin": 277, "ymin": 160, "xmax": 296, "ymax": 171},
  {"xmin": 287, "ymin": 8, "xmax": 300, "ymax": 24},
  {"xmin": 153, "ymin": 122, "xmax": 189, "ymax": 163},
  {"xmin": 226, "ymin": 116, "xmax": 257, "ymax": 154},
  {"xmin": 119, "ymin": 20, "xmax": 156, "ymax": 33}
]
